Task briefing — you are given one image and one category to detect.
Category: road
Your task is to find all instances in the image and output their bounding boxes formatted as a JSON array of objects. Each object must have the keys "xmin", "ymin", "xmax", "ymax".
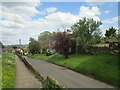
[{"xmin": 24, "ymin": 56, "xmax": 113, "ymax": 88}]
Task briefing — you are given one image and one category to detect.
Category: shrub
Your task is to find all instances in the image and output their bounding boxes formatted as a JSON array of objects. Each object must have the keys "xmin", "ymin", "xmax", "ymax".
[
  {"xmin": 50, "ymin": 49, "xmax": 56, "ymax": 55},
  {"xmin": 45, "ymin": 49, "xmax": 51, "ymax": 56},
  {"xmin": 109, "ymin": 42, "xmax": 119, "ymax": 55},
  {"xmin": 42, "ymin": 48, "xmax": 47, "ymax": 54}
]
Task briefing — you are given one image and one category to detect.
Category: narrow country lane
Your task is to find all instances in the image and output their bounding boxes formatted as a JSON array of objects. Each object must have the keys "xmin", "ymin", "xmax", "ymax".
[{"xmin": 24, "ymin": 56, "xmax": 113, "ymax": 88}]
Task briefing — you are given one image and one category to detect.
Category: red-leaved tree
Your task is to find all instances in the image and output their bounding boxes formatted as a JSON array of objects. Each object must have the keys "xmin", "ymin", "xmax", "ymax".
[{"xmin": 54, "ymin": 31, "xmax": 70, "ymax": 58}]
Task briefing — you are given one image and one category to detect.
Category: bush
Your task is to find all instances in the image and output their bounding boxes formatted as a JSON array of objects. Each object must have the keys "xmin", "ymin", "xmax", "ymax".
[
  {"xmin": 50, "ymin": 49, "xmax": 56, "ymax": 55},
  {"xmin": 45, "ymin": 49, "xmax": 51, "ymax": 56},
  {"xmin": 109, "ymin": 42, "xmax": 119, "ymax": 55},
  {"xmin": 48, "ymin": 53, "xmax": 65, "ymax": 60},
  {"xmin": 42, "ymin": 48, "xmax": 47, "ymax": 54}
]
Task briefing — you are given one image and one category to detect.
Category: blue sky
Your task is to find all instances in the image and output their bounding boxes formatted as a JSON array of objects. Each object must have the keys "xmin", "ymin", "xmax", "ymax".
[
  {"xmin": 35, "ymin": 2, "xmax": 118, "ymax": 19},
  {"xmin": 33, "ymin": 2, "xmax": 118, "ymax": 26},
  {"xmin": 36, "ymin": 2, "xmax": 118, "ymax": 33},
  {"xmin": 0, "ymin": 1, "xmax": 119, "ymax": 45},
  {"xmin": 33, "ymin": 2, "xmax": 118, "ymax": 34}
]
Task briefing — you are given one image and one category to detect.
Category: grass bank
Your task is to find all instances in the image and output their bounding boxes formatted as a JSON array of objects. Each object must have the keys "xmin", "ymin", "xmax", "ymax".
[
  {"xmin": 28, "ymin": 54, "xmax": 119, "ymax": 87},
  {"xmin": 2, "ymin": 53, "xmax": 16, "ymax": 88}
]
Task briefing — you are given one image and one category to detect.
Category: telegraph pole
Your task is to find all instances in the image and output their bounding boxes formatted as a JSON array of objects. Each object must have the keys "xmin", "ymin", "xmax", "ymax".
[{"xmin": 19, "ymin": 39, "xmax": 21, "ymax": 45}]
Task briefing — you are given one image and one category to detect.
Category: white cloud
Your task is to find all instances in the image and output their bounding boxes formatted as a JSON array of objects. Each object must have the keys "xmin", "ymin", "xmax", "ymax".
[
  {"xmin": 79, "ymin": 6, "xmax": 101, "ymax": 21},
  {"xmin": 44, "ymin": 12, "xmax": 79, "ymax": 28},
  {"xmin": 102, "ymin": 16, "xmax": 120, "ymax": 24},
  {"xmin": 0, "ymin": 20, "xmax": 27, "ymax": 28},
  {"xmin": 104, "ymin": 10, "xmax": 110, "ymax": 14},
  {"xmin": 46, "ymin": 7, "xmax": 57, "ymax": 13},
  {"xmin": 0, "ymin": 1, "xmax": 101, "ymax": 45}
]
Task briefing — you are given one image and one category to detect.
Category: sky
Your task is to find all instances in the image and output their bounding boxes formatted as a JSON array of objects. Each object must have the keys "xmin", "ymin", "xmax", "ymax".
[{"xmin": 0, "ymin": 0, "xmax": 119, "ymax": 45}]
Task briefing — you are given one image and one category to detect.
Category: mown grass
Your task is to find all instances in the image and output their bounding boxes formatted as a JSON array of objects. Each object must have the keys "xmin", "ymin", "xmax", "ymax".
[
  {"xmin": 2, "ymin": 53, "xmax": 16, "ymax": 88},
  {"xmin": 29, "ymin": 54, "xmax": 49, "ymax": 61},
  {"xmin": 28, "ymin": 54, "xmax": 119, "ymax": 87}
]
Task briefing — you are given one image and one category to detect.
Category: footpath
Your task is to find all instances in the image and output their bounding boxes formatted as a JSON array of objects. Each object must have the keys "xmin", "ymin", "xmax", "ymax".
[{"xmin": 15, "ymin": 56, "xmax": 42, "ymax": 88}]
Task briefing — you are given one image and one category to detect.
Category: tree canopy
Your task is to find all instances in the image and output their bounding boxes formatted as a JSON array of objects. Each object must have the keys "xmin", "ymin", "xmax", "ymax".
[
  {"xmin": 105, "ymin": 27, "xmax": 117, "ymax": 37},
  {"xmin": 28, "ymin": 38, "xmax": 40, "ymax": 54},
  {"xmin": 38, "ymin": 31, "xmax": 52, "ymax": 41},
  {"xmin": 71, "ymin": 18, "xmax": 102, "ymax": 53},
  {"xmin": 54, "ymin": 31, "xmax": 70, "ymax": 58}
]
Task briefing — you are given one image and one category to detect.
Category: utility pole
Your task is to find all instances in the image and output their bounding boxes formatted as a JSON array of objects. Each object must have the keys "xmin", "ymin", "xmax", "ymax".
[{"xmin": 19, "ymin": 39, "xmax": 21, "ymax": 45}]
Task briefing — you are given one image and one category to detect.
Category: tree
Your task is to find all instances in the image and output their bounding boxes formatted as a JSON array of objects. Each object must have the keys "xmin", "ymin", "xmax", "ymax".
[
  {"xmin": 54, "ymin": 31, "xmax": 70, "ymax": 58},
  {"xmin": 104, "ymin": 27, "xmax": 118, "ymax": 43},
  {"xmin": 38, "ymin": 31, "xmax": 56, "ymax": 53},
  {"xmin": 93, "ymin": 31, "xmax": 102, "ymax": 44},
  {"xmin": 28, "ymin": 38, "xmax": 40, "ymax": 54},
  {"xmin": 105, "ymin": 27, "xmax": 117, "ymax": 37},
  {"xmin": 38, "ymin": 31, "xmax": 52, "ymax": 41},
  {"xmin": 70, "ymin": 38, "xmax": 76, "ymax": 54},
  {"xmin": 71, "ymin": 18, "xmax": 102, "ymax": 53}
]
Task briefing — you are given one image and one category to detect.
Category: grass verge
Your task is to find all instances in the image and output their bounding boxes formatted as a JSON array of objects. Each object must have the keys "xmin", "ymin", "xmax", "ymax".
[
  {"xmin": 2, "ymin": 53, "xmax": 16, "ymax": 88},
  {"xmin": 28, "ymin": 54, "xmax": 119, "ymax": 87}
]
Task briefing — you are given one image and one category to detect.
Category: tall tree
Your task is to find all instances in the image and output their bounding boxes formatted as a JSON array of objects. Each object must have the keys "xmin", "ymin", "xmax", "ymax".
[
  {"xmin": 71, "ymin": 18, "xmax": 102, "ymax": 53},
  {"xmin": 38, "ymin": 31, "xmax": 51, "ymax": 41},
  {"xmin": 28, "ymin": 38, "xmax": 40, "ymax": 54},
  {"xmin": 105, "ymin": 27, "xmax": 117, "ymax": 37},
  {"xmin": 54, "ymin": 31, "xmax": 70, "ymax": 58},
  {"xmin": 93, "ymin": 31, "xmax": 102, "ymax": 44}
]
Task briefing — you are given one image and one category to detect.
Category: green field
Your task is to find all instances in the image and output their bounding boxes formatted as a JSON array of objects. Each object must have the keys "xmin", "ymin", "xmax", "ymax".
[
  {"xmin": 2, "ymin": 53, "xmax": 16, "ymax": 88},
  {"xmin": 29, "ymin": 54, "xmax": 119, "ymax": 87}
]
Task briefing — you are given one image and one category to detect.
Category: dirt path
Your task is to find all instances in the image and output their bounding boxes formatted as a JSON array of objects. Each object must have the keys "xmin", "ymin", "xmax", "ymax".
[{"xmin": 15, "ymin": 56, "xmax": 42, "ymax": 88}]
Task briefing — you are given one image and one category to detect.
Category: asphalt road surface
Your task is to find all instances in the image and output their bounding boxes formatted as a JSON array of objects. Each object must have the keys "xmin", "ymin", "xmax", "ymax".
[{"xmin": 24, "ymin": 56, "xmax": 113, "ymax": 88}]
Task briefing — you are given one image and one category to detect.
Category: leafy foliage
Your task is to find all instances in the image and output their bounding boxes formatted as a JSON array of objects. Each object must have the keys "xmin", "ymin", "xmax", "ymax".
[
  {"xmin": 28, "ymin": 38, "xmax": 40, "ymax": 54},
  {"xmin": 70, "ymin": 39, "xmax": 76, "ymax": 54},
  {"xmin": 38, "ymin": 31, "xmax": 52, "ymax": 41},
  {"xmin": 71, "ymin": 18, "xmax": 102, "ymax": 53},
  {"xmin": 104, "ymin": 27, "xmax": 118, "ymax": 44},
  {"xmin": 105, "ymin": 27, "xmax": 117, "ymax": 37},
  {"xmin": 54, "ymin": 31, "xmax": 71, "ymax": 58}
]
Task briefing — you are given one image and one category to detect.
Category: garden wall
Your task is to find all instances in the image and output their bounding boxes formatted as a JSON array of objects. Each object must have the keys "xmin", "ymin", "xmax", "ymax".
[{"xmin": 90, "ymin": 47, "xmax": 111, "ymax": 54}]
